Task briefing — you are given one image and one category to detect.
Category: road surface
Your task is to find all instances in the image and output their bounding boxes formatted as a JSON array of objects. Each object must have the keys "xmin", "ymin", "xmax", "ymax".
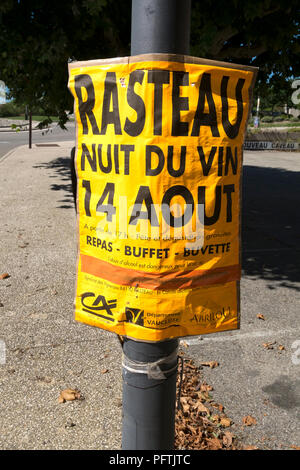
[{"xmin": 0, "ymin": 123, "xmax": 75, "ymax": 160}]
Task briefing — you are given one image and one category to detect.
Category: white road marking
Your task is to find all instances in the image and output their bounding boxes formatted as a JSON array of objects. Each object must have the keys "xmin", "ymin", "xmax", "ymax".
[
  {"xmin": 244, "ymin": 248, "xmax": 295, "ymax": 253},
  {"xmin": 183, "ymin": 328, "xmax": 300, "ymax": 345}
]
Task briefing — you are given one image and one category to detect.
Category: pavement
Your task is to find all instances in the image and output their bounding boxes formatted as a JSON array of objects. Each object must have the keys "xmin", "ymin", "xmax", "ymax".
[
  {"xmin": 0, "ymin": 143, "xmax": 299, "ymax": 450},
  {"xmin": 0, "ymin": 141, "xmax": 122, "ymax": 450},
  {"xmin": 186, "ymin": 150, "xmax": 300, "ymax": 450}
]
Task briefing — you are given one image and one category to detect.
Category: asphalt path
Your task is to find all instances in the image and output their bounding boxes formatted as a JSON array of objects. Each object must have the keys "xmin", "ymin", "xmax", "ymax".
[
  {"xmin": 186, "ymin": 150, "xmax": 300, "ymax": 449},
  {"xmin": 0, "ymin": 123, "xmax": 75, "ymax": 160},
  {"xmin": 0, "ymin": 140, "xmax": 299, "ymax": 449}
]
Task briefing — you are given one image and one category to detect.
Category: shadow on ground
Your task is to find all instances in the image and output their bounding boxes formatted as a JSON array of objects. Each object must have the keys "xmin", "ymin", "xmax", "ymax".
[
  {"xmin": 34, "ymin": 156, "xmax": 300, "ymax": 290},
  {"xmin": 33, "ymin": 154, "xmax": 76, "ymax": 210},
  {"xmin": 262, "ymin": 375, "xmax": 300, "ymax": 411},
  {"xmin": 242, "ymin": 165, "xmax": 300, "ymax": 290}
]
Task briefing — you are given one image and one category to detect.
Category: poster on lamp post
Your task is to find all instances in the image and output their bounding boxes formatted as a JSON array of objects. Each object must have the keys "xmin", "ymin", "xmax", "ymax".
[{"xmin": 68, "ymin": 53, "xmax": 257, "ymax": 342}]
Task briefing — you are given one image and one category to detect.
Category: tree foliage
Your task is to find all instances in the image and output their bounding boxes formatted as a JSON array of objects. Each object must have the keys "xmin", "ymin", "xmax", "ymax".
[
  {"xmin": 191, "ymin": 0, "xmax": 299, "ymax": 104},
  {"xmin": 0, "ymin": 0, "xmax": 132, "ymax": 126},
  {"xmin": 0, "ymin": 0, "xmax": 299, "ymax": 127}
]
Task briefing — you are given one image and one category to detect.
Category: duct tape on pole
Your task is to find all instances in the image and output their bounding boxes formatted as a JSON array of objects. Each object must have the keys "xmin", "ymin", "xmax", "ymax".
[
  {"xmin": 122, "ymin": 338, "xmax": 179, "ymax": 449},
  {"xmin": 121, "ymin": 0, "xmax": 191, "ymax": 450}
]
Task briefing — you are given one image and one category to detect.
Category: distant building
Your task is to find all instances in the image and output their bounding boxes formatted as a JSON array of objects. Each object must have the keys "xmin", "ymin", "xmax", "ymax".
[{"xmin": 0, "ymin": 81, "xmax": 6, "ymax": 104}]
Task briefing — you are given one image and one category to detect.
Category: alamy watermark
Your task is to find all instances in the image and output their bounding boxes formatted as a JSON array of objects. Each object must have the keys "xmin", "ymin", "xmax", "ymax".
[
  {"xmin": 0, "ymin": 339, "xmax": 6, "ymax": 365},
  {"xmin": 291, "ymin": 340, "xmax": 300, "ymax": 365},
  {"xmin": 0, "ymin": 80, "xmax": 6, "ymax": 104},
  {"xmin": 95, "ymin": 198, "xmax": 205, "ymax": 250},
  {"xmin": 291, "ymin": 79, "xmax": 300, "ymax": 105}
]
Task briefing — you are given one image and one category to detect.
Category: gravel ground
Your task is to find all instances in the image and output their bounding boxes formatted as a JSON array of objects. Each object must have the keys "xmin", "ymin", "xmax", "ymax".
[
  {"xmin": 0, "ymin": 143, "xmax": 123, "ymax": 449},
  {"xmin": 0, "ymin": 144, "xmax": 299, "ymax": 450}
]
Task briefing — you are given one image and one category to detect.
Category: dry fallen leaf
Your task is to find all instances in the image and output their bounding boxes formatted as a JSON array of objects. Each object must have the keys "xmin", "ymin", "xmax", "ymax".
[
  {"xmin": 194, "ymin": 401, "xmax": 210, "ymax": 414},
  {"xmin": 58, "ymin": 388, "xmax": 82, "ymax": 403},
  {"xmin": 211, "ymin": 402, "xmax": 224, "ymax": 413},
  {"xmin": 0, "ymin": 273, "xmax": 10, "ymax": 280},
  {"xmin": 199, "ymin": 383, "xmax": 213, "ymax": 392},
  {"xmin": 278, "ymin": 345, "xmax": 285, "ymax": 351},
  {"xmin": 243, "ymin": 445, "xmax": 258, "ymax": 450},
  {"xmin": 180, "ymin": 397, "xmax": 190, "ymax": 413},
  {"xmin": 223, "ymin": 431, "xmax": 233, "ymax": 447},
  {"xmin": 18, "ymin": 242, "xmax": 29, "ymax": 248},
  {"xmin": 263, "ymin": 341, "xmax": 276, "ymax": 350},
  {"xmin": 101, "ymin": 368, "xmax": 109, "ymax": 374},
  {"xmin": 36, "ymin": 375, "xmax": 54, "ymax": 384},
  {"xmin": 200, "ymin": 361, "xmax": 219, "ymax": 369},
  {"xmin": 65, "ymin": 419, "xmax": 76, "ymax": 428},
  {"xmin": 175, "ymin": 354, "xmax": 243, "ymax": 450},
  {"xmin": 211, "ymin": 414, "xmax": 220, "ymax": 423},
  {"xmin": 220, "ymin": 417, "xmax": 232, "ymax": 427},
  {"xmin": 256, "ymin": 314, "xmax": 265, "ymax": 320},
  {"xmin": 242, "ymin": 415, "xmax": 257, "ymax": 426},
  {"xmin": 206, "ymin": 437, "xmax": 222, "ymax": 450},
  {"xmin": 290, "ymin": 445, "xmax": 300, "ymax": 450}
]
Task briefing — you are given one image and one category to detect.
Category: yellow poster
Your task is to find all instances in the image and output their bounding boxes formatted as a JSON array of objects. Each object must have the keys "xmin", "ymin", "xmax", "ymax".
[{"xmin": 68, "ymin": 54, "xmax": 257, "ymax": 341}]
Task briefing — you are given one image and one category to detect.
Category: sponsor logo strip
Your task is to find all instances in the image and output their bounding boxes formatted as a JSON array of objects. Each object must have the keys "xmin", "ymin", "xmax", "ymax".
[{"xmin": 81, "ymin": 254, "xmax": 240, "ymax": 290}]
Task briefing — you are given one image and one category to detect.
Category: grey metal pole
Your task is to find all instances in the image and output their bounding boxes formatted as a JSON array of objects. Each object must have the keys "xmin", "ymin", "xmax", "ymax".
[
  {"xmin": 122, "ymin": 338, "xmax": 179, "ymax": 449},
  {"xmin": 131, "ymin": 0, "xmax": 191, "ymax": 55},
  {"xmin": 29, "ymin": 110, "xmax": 32, "ymax": 149},
  {"xmin": 122, "ymin": 0, "xmax": 191, "ymax": 450}
]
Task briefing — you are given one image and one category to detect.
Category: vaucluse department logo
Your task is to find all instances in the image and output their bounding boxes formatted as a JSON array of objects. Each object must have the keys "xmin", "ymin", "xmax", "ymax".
[
  {"xmin": 125, "ymin": 307, "xmax": 144, "ymax": 326},
  {"xmin": 81, "ymin": 292, "xmax": 116, "ymax": 322}
]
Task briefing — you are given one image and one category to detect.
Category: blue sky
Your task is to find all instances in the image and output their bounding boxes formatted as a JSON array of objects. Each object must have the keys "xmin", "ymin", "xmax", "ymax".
[{"xmin": 0, "ymin": 81, "xmax": 7, "ymax": 104}]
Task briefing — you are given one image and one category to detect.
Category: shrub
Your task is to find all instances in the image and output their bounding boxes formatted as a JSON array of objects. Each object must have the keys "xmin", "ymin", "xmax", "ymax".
[
  {"xmin": 0, "ymin": 101, "xmax": 52, "ymax": 118},
  {"xmin": 261, "ymin": 116, "xmax": 273, "ymax": 123},
  {"xmin": 273, "ymin": 115, "xmax": 285, "ymax": 122},
  {"xmin": 0, "ymin": 101, "xmax": 23, "ymax": 117}
]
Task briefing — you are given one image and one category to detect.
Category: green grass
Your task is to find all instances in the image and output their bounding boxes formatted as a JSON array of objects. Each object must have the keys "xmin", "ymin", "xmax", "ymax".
[{"xmin": 286, "ymin": 128, "xmax": 300, "ymax": 133}]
